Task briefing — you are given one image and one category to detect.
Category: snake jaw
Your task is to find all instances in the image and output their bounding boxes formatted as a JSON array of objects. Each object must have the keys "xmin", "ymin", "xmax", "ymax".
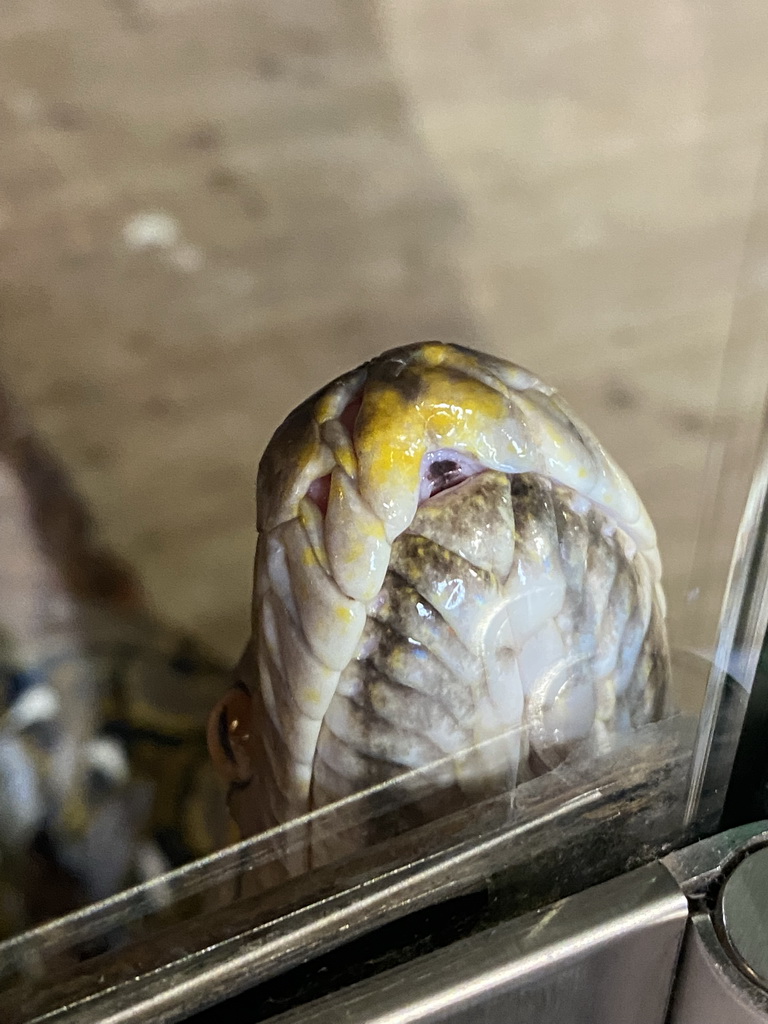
[{"xmin": 212, "ymin": 342, "xmax": 670, "ymax": 858}]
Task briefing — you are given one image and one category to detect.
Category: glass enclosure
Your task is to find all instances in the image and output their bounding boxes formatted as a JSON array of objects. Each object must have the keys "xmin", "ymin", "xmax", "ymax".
[{"xmin": 1, "ymin": 2, "xmax": 768, "ymax": 1022}]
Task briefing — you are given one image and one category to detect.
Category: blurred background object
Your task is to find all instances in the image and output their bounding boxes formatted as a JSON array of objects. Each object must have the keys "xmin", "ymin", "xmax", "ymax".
[{"xmin": 0, "ymin": 384, "xmax": 231, "ymax": 937}]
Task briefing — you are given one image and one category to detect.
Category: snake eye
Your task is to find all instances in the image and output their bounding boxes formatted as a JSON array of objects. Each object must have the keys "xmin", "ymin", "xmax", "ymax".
[
  {"xmin": 207, "ymin": 683, "xmax": 256, "ymax": 785},
  {"xmin": 419, "ymin": 449, "xmax": 484, "ymax": 503}
]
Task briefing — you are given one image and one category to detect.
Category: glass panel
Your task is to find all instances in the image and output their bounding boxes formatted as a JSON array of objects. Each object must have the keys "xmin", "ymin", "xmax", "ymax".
[
  {"xmin": 681, "ymin": 140, "xmax": 768, "ymax": 830},
  {"xmin": 1, "ymin": 4, "xmax": 768, "ymax": 1022},
  {"xmin": 0, "ymin": 710, "xmax": 694, "ymax": 1023}
]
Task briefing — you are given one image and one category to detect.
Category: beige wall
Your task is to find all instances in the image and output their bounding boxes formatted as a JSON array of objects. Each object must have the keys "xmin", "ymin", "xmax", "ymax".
[{"xmin": 1, "ymin": 0, "xmax": 767, "ymax": 680}]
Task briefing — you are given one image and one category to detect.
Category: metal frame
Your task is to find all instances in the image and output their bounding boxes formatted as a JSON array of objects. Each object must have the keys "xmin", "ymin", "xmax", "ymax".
[{"xmin": 2, "ymin": 717, "xmax": 694, "ymax": 1024}]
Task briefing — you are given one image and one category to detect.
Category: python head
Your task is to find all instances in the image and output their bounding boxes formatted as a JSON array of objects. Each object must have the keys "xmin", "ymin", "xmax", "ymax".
[{"xmin": 208, "ymin": 341, "xmax": 668, "ymax": 863}]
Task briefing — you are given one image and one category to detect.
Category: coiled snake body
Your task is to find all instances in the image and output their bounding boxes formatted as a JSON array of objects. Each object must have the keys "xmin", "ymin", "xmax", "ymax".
[{"xmin": 209, "ymin": 342, "xmax": 670, "ymax": 863}]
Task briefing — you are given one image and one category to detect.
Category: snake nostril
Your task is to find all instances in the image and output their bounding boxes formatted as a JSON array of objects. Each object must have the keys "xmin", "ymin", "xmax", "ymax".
[
  {"xmin": 419, "ymin": 449, "xmax": 484, "ymax": 503},
  {"xmin": 339, "ymin": 395, "xmax": 362, "ymax": 435},
  {"xmin": 308, "ymin": 473, "xmax": 332, "ymax": 515},
  {"xmin": 308, "ymin": 395, "xmax": 362, "ymax": 516},
  {"xmin": 427, "ymin": 460, "xmax": 462, "ymax": 495}
]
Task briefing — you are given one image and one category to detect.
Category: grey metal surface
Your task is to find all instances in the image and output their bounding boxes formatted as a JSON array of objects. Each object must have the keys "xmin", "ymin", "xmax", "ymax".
[
  {"xmin": 268, "ymin": 862, "xmax": 687, "ymax": 1024},
  {"xmin": 719, "ymin": 845, "xmax": 768, "ymax": 988},
  {"xmin": 665, "ymin": 822, "xmax": 768, "ymax": 1024},
  {"xmin": 662, "ymin": 820, "xmax": 768, "ymax": 898},
  {"xmin": 667, "ymin": 915, "xmax": 768, "ymax": 1024}
]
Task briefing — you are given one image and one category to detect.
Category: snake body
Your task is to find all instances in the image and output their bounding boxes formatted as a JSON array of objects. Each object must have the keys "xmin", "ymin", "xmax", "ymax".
[{"xmin": 217, "ymin": 342, "xmax": 670, "ymax": 860}]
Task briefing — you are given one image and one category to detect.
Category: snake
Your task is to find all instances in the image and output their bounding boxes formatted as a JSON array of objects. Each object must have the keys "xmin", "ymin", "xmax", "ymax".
[{"xmin": 208, "ymin": 341, "xmax": 670, "ymax": 866}]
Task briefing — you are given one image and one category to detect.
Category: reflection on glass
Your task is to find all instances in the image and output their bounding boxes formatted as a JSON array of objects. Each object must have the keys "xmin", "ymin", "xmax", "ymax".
[{"xmin": 682, "ymin": 131, "xmax": 768, "ymax": 832}]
